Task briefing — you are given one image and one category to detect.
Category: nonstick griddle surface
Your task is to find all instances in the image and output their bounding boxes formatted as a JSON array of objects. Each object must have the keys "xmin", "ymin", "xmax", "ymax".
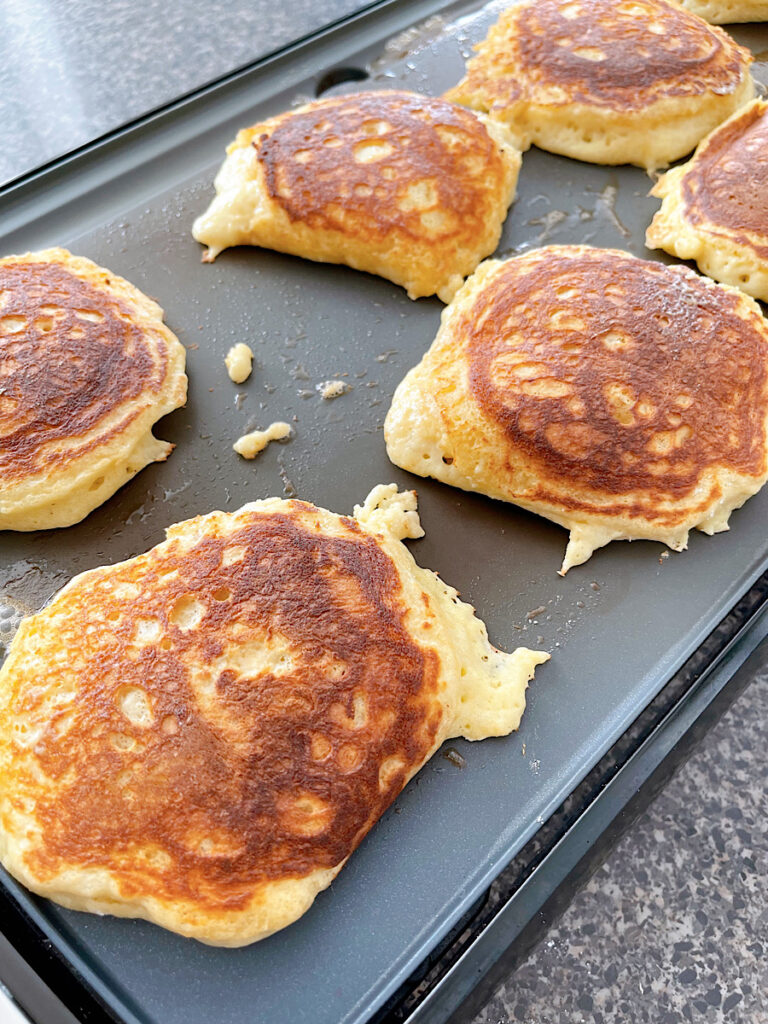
[{"xmin": 1, "ymin": 3, "xmax": 767, "ymax": 1023}]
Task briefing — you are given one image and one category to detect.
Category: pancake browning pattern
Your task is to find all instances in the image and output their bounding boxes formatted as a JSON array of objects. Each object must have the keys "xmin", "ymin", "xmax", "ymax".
[
  {"xmin": 384, "ymin": 247, "xmax": 768, "ymax": 572},
  {"xmin": 0, "ymin": 249, "xmax": 187, "ymax": 530},
  {"xmin": 192, "ymin": 90, "xmax": 521, "ymax": 301},
  {"xmin": 0, "ymin": 486, "xmax": 547, "ymax": 945},
  {"xmin": 647, "ymin": 99, "xmax": 768, "ymax": 301},
  {"xmin": 445, "ymin": 0, "xmax": 754, "ymax": 168}
]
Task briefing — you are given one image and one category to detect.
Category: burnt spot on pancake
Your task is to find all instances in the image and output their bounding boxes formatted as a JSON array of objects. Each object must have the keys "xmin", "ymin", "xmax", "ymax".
[
  {"xmin": 681, "ymin": 102, "xmax": 768, "ymax": 258},
  {"xmin": 455, "ymin": 0, "xmax": 748, "ymax": 112},
  {"xmin": 0, "ymin": 262, "xmax": 168, "ymax": 480},
  {"xmin": 256, "ymin": 91, "xmax": 505, "ymax": 242},
  {"xmin": 468, "ymin": 251, "xmax": 768, "ymax": 502},
  {"xmin": 20, "ymin": 507, "xmax": 441, "ymax": 907}
]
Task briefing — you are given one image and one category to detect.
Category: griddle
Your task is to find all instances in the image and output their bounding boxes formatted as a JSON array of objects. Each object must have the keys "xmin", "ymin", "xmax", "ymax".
[{"xmin": 1, "ymin": 2, "xmax": 767, "ymax": 1022}]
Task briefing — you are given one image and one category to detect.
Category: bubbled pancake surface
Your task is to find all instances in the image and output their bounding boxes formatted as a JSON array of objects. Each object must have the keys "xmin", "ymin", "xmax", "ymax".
[
  {"xmin": 192, "ymin": 90, "xmax": 521, "ymax": 301},
  {"xmin": 384, "ymin": 246, "xmax": 768, "ymax": 571},
  {"xmin": 670, "ymin": 0, "xmax": 768, "ymax": 22},
  {"xmin": 0, "ymin": 249, "xmax": 187, "ymax": 531},
  {"xmin": 647, "ymin": 100, "xmax": 768, "ymax": 301},
  {"xmin": 445, "ymin": 0, "xmax": 754, "ymax": 168},
  {"xmin": 0, "ymin": 489, "xmax": 546, "ymax": 945}
]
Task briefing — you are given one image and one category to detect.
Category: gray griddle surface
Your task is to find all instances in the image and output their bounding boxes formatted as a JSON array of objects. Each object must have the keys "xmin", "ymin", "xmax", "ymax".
[{"xmin": 1, "ymin": 3, "xmax": 767, "ymax": 1023}]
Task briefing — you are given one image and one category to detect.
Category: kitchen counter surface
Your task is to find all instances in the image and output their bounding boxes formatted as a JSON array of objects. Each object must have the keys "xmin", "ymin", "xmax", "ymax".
[
  {"xmin": 469, "ymin": 639, "xmax": 768, "ymax": 1024},
  {"xmin": 1, "ymin": 2, "xmax": 766, "ymax": 1022},
  {"xmin": 0, "ymin": 0, "xmax": 370, "ymax": 186}
]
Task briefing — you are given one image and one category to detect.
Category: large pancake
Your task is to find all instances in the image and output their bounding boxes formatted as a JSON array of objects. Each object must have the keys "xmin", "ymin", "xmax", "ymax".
[
  {"xmin": 0, "ymin": 248, "xmax": 187, "ymax": 530},
  {"xmin": 670, "ymin": 0, "xmax": 768, "ymax": 22},
  {"xmin": 647, "ymin": 99, "xmax": 768, "ymax": 302},
  {"xmin": 384, "ymin": 246, "xmax": 768, "ymax": 573},
  {"xmin": 0, "ymin": 485, "xmax": 547, "ymax": 946},
  {"xmin": 445, "ymin": 0, "xmax": 754, "ymax": 169},
  {"xmin": 192, "ymin": 90, "xmax": 521, "ymax": 302}
]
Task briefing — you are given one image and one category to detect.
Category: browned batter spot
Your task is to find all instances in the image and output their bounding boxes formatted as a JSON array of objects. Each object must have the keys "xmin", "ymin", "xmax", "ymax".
[
  {"xmin": 467, "ymin": 251, "xmax": 768, "ymax": 499},
  {"xmin": 0, "ymin": 263, "xmax": 168, "ymax": 479},
  {"xmin": 458, "ymin": 0, "xmax": 747, "ymax": 111},
  {"xmin": 682, "ymin": 103, "xmax": 768, "ymax": 258},
  {"xmin": 256, "ymin": 91, "xmax": 505, "ymax": 241},
  {"xmin": 23, "ymin": 507, "xmax": 441, "ymax": 908}
]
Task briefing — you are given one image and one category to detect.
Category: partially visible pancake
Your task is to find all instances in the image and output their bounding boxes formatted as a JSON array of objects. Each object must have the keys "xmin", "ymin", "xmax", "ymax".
[
  {"xmin": 647, "ymin": 99, "xmax": 768, "ymax": 302},
  {"xmin": 0, "ymin": 248, "xmax": 187, "ymax": 531},
  {"xmin": 0, "ymin": 485, "xmax": 547, "ymax": 946},
  {"xmin": 384, "ymin": 246, "xmax": 768, "ymax": 573},
  {"xmin": 670, "ymin": 0, "xmax": 768, "ymax": 22},
  {"xmin": 192, "ymin": 90, "xmax": 521, "ymax": 302},
  {"xmin": 445, "ymin": 0, "xmax": 754, "ymax": 169}
]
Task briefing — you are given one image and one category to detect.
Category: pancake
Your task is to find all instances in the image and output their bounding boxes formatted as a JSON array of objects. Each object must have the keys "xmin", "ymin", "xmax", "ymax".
[
  {"xmin": 670, "ymin": 0, "xmax": 768, "ymax": 22},
  {"xmin": 192, "ymin": 90, "xmax": 521, "ymax": 302},
  {"xmin": 0, "ymin": 248, "xmax": 187, "ymax": 531},
  {"xmin": 0, "ymin": 485, "xmax": 547, "ymax": 946},
  {"xmin": 384, "ymin": 246, "xmax": 768, "ymax": 573},
  {"xmin": 444, "ymin": 0, "xmax": 754, "ymax": 169},
  {"xmin": 647, "ymin": 99, "xmax": 768, "ymax": 302}
]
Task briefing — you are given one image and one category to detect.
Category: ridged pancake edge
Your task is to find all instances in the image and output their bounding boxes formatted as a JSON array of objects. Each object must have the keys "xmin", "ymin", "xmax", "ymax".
[
  {"xmin": 0, "ymin": 486, "xmax": 547, "ymax": 945},
  {"xmin": 384, "ymin": 250, "xmax": 768, "ymax": 573},
  {"xmin": 0, "ymin": 248, "xmax": 188, "ymax": 530}
]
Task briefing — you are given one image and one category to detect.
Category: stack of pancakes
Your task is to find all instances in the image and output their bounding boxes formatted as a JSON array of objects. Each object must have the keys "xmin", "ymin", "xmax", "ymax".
[{"xmin": 1, "ymin": 0, "xmax": 768, "ymax": 950}]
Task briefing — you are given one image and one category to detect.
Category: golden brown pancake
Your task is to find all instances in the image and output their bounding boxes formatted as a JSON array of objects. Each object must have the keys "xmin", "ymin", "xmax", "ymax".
[
  {"xmin": 0, "ymin": 485, "xmax": 547, "ymax": 946},
  {"xmin": 192, "ymin": 90, "xmax": 521, "ymax": 302},
  {"xmin": 670, "ymin": 0, "xmax": 768, "ymax": 22},
  {"xmin": 385, "ymin": 246, "xmax": 768, "ymax": 572},
  {"xmin": 0, "ymin": 248, "xmax": 187, "ymax": 531},
  {"xmin": 445, "ymin": 0, "xmax": 754, "ymax": 169},
  {"xmin": 647, "ymin": 99, "xmax": 768, "ymax": 302}
]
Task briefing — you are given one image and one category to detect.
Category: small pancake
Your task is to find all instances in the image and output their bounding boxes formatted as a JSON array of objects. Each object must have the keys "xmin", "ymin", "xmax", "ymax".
[
  {"xmin": 0, "ymin": 485, "xmax": 546, "ymax": 946},
  {"xmin": 0, "ymin": 249, "xmax": 187, "ymax": 531},
  {"xmin": 445, "ymin": 0, "xmax": 754, "ymax": 169},
  {"xmin": 647, "ymin": 99, "xmax": 768, "ymax": 302},
  {"xmin": 670, "ymin": 0, "xmax": 768, "ymax": 22},
  {"xmin": 384, "ymin": 246, "xmax": 768, "ymax": 573},
  {"xmin": 192, "ymin": 90, "xmax": 521, "ymax": 302}
]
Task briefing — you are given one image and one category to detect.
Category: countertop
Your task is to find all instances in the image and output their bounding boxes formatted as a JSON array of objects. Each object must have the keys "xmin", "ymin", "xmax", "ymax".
[{"xmin": 1, "ymin": 2, "xmax": 767, "ymax": 1022}]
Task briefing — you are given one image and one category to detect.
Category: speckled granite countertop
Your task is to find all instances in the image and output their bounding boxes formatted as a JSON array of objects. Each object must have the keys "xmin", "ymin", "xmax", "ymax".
[
  {"xmin": 2, "ymin": 2, "xmax": 767, "ymax": 1023},
  {"xmin": 468, "ymin": 638, "xmax": 768, "ymax": 1024}
]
